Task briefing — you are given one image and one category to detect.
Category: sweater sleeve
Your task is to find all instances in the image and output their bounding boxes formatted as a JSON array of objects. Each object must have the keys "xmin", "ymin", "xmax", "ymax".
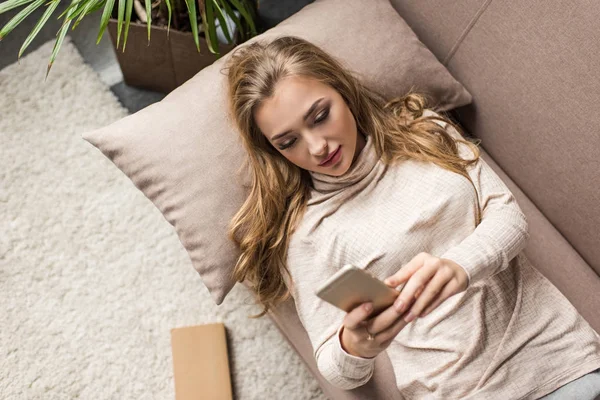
[
  {"xmin": 426, "ymin": 110, "xmax": 531, "ymax": 288},
  {"xmin": 285, "ymin": 237, "xmax": 376, "ymax": 390},
  {"xmin": 314, "ymin": 325, "xmax": 376, "ymax": 389}
]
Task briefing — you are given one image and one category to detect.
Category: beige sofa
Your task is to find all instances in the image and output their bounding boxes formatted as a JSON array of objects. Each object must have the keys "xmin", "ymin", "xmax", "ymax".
[{"xmin": 251, "ymin": 1, "xmax": 600, "ymax": 398}]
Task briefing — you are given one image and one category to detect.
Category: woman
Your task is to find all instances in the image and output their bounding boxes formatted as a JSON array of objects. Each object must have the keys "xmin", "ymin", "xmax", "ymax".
[{"xmin": 223, "ymin": 35, "xmax": 600, "ymax": 399}]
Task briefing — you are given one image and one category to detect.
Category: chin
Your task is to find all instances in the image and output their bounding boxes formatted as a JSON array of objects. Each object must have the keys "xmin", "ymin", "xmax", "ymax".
[
  {"xmin": 311, "ymin": 145, "xmax": 353, "ymax": 176},
  {"xmin": 334, "ymin": 159, "xmax": 350, "ymax": 176},
  {"xmin": 326, "ymin": 151, "xmax": 350, "ymax": 176}
]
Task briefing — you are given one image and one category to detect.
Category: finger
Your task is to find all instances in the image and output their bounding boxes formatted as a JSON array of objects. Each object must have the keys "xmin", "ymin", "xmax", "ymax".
[
  {"xmin": 365, "ymin": 297, "xmax": 407, "ymax": 335},
  {"xmin": 392, "ymin": 262, "xmax": 438, "ymax": 314},
  {"xmin": 414, "ymin": 285, "xmax": 425, "ymax": 298},
  {"xmin": 383, "ymin": 252, "xmax": 429, "ymax": 287},
  {"xmin": 421, "ymin": 281, "xmax": 458, "ymax": 317},
  {"xmin": 420, "ymin": 290, "xmax": 450, "ymax": 317},
  {"xmin": 404, "ymin": 269, "xmax": 451, "ymax": 320},
  {"xmin": 377, "ymin": 313, "xmax": 409, "ymax": 344},
  {"xmin": 345, "ymin": 302, "xmax": 373, "ymax": 330}
]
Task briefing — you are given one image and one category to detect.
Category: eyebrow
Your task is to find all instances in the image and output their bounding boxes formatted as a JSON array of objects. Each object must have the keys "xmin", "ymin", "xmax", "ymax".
[{"xmin": 270, "ymin": 97, "xmax": 325, "ymax": 141}]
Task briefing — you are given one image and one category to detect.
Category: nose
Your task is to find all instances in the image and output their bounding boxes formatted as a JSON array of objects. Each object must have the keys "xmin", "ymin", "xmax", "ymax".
[{"xmin": 309, "ymin": 138, "xmax": 328, "ymax": 158}]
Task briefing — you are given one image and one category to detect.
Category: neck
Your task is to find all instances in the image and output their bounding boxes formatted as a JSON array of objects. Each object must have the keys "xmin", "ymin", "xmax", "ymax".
[{"xmin": 309, "ymin": 133, "xmax": 379, "ymax": 193}]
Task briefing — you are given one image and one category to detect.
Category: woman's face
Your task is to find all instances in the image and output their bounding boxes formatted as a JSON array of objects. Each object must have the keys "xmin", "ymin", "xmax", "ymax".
[{"xmin": 254, "ymin": 75, "xmax": 366, "ymax": 176}]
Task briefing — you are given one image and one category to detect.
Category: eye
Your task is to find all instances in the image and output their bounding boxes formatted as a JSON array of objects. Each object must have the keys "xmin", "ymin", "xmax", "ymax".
[
  {"xmin": 315, "ymin": 108, "xmax": 329, "ymax": 124},
  {"xmin": 278, "ymin": 108, "xmax": 329, "ymax": 151},
  {"xmin": 279, "ymin": 138, "xmax": 296, "ymax": 150}
]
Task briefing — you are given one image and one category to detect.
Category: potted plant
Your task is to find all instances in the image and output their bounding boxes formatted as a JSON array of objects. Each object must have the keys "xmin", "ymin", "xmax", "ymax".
[
  {"xmin": 0, "ymin": 0, "xmax": 261, "ymax": 92},
  {"xmin": 106, "ymin": 0, "xmax": 261, "ymax": 92}
]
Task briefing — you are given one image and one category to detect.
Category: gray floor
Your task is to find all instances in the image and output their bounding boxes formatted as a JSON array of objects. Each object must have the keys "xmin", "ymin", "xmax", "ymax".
[{"xmin": 0, "ymin": 3, "xmax": 166, "ymax": 113}]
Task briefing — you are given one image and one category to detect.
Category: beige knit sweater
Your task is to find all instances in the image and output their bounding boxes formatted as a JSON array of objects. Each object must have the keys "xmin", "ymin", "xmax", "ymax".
[{"xmin": 285, "ymin": 109, "xmax": 600, "ymax": 399}]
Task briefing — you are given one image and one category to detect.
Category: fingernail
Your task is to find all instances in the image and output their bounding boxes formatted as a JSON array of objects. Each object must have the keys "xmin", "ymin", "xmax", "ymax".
[
  {"xmin": 394, "ymin": 300, "xmax": 404, "ymax": 313},
  {"xmin": 404, "ymin": 312, "xmax": 415, "ymax": 323},
  {"xmin": 364, "ymin": 303, "xmax": 372, "ymax": 312},
  {"xmin": 385, "ymin": 278, "xmax": 394, "ymax": 285}
]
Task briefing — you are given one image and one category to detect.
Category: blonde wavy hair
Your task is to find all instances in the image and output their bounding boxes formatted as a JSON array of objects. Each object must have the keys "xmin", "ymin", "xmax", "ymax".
[{"xmin": 223, "ymin": 35, "xmax": 481, "ymax": 319}]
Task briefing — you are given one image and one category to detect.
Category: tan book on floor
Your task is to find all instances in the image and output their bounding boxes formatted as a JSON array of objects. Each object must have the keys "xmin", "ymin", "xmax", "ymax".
[{"xmin": 170, "ymin": 323, "xmax": 233, "ymax": 400}]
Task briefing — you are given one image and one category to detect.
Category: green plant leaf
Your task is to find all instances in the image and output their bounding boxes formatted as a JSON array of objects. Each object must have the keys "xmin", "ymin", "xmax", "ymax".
[
  {"xmin": 202, "ymin": 0, "xmax": 217, "ymax": 55},
  {"xmin": 56, "ymin": 0, "xmax": 84, "ymax": 19},
  {"xmin": 17, "ymin": 0, "xmax": 60, "ymax": 58},
  {"xmin": 186, "ymin": 0, "xmax": 198, "ymax": 52},
  {"xmin": 0, "ymin": 0, "xmax": 35, "ymax": 14},
  {"xmin": 95, "ymin": 0, "xmax": 115, "ymax": 45},
  {"xmin": 70, "ymin": 0, "xmax": 102, "ymax": 30},
  {"xmin": 115, "ymin": 0, "xmax": 125, "ymax": 48},
  {"xmin": 243, "ymin": 0, "xmax": 257, "ymax": 29},
  {"xmin": 215, "ymin": 0, "xmax": 241, "ymax": 43},
  {"xmin": 85, "ymin": 0, "xmax": 103, "ymax": 13},
  {"xmin": 65, "ymin": 0, "xmax": 92, "ymax": 22},
  {"xmin": 0, "ymin": 0, "xmax": 45, "ymax": 41},
  {"xmin": 46, "ymin": 0, "xmax": 77, "ymax": 80},
  {"xmin": 144, "ymin": 0, "xmax": 150, "ymax": 42},
  {"xmin": 164, "ymin": 0, "xmax": 171, "ymax": 36},
  {"xmin": 211, "ymin": 0, "xmax": 230, "ymax": 44},
  {"xmin": 228, "ymin": 0, "xmax": 255, "ymax": 36},
  {"xmin": 121, "ymin": 0, "xmax": 132, "ymax": 51}
]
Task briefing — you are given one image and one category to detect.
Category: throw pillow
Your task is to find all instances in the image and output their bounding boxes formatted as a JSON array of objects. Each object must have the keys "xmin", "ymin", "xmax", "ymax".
[{"xmin": 82, "ymin": 0, "xmax": 472, "ymax": 305}]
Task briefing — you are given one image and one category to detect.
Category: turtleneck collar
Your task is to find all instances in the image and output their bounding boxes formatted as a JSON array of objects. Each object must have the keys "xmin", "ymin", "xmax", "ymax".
[{"xmin": 309, "ymin": 133, "xmax": 379, "ymax": 193}]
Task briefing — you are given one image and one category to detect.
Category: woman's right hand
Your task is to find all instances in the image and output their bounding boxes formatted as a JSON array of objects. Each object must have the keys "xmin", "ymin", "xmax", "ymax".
[{"xmin": 339, "ymin": 298, "xmax": 414, "ymax": 359}]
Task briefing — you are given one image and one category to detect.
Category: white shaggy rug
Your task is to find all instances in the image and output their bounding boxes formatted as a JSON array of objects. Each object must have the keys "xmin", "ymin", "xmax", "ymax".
[{"xmin": 0, "ymin": 37, "xmax": 326, "ymax": 400}]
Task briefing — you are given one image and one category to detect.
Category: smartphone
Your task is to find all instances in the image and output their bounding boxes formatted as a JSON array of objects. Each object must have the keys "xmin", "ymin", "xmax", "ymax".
[{"xmin": 315, "ymin": 264, "xmax": 406, "ymax": 318}]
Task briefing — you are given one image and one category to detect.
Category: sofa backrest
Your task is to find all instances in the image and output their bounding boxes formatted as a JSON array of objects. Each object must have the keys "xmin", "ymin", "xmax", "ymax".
[{"xmin": 389, "ymin": 0, "xmax": 600, "ymax": 328}]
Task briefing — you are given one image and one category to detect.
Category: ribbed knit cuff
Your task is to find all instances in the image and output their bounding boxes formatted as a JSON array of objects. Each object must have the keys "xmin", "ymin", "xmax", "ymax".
[
  {"xmin": 440, "ymin": 207, "xmax": 529, "ymax": 289},
  {"xmin": 332, "ymin": 325, "xmax": 376, "ymax": 378},
  {"xmin": 440, "ymin": 249, "xmax": 474, "ymax": 288}
]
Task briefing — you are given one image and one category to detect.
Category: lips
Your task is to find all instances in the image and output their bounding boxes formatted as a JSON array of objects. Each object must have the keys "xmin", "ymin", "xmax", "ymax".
[{"xmin": 319, "ymin": 146, "xmax": 340, "ymax": 166}]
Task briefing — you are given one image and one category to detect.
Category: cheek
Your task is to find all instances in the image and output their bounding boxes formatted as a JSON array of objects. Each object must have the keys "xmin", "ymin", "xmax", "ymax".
[
  {"xmin": 285, "ymin": 151, "xmax": 310, "ymax": 169},
  {"xmin": 335, "ymin": 106, "xmax": 356, "ymax": 135}
]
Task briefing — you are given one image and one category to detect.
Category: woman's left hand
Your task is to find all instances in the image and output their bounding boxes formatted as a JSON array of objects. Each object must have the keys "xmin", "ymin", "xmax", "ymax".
[{"xmin": 383, "ymin": 252, "xmax": 469, "ymax": 323}]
